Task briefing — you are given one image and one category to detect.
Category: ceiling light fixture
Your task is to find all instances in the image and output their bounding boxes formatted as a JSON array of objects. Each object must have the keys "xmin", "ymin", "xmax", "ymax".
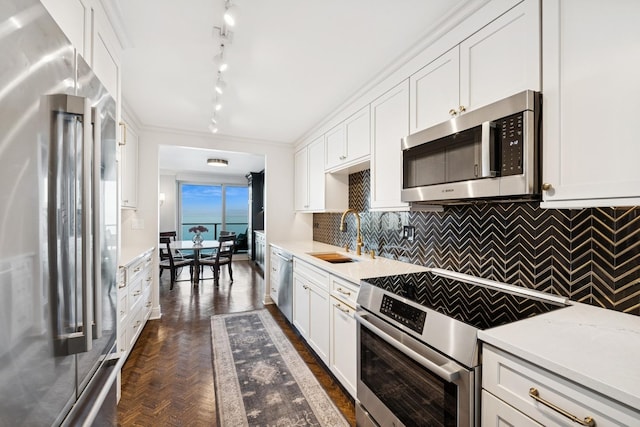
[
  {"xmin": 208, "ymin": 124, "xmax": 219, "ymax": 133},
  {"xmin": 207, "ymin": 158, "xmax": 228, "ymax": 167}
]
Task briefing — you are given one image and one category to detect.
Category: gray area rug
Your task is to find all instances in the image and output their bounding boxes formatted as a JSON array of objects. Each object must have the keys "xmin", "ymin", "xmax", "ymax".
[{"xmin": 211, "ymin": 309, "xmax": 349, "ymax": 426}]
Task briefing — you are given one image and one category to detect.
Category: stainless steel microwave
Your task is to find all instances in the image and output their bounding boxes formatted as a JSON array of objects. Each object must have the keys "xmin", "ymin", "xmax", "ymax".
[{"xmin": 401, "ymin": 90, "xmax": 541, "ymax": 204}]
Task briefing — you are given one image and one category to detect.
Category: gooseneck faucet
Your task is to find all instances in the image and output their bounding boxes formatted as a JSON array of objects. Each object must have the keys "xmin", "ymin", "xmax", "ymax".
[{"xmin": 340, "ymin": 208, "xmax": 363, "ymax": 256}]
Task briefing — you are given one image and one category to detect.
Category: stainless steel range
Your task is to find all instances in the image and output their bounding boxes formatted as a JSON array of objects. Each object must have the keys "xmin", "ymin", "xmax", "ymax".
[{"xmin": 355, "ymin": 268, "xmax": 569, "ymax": 427}]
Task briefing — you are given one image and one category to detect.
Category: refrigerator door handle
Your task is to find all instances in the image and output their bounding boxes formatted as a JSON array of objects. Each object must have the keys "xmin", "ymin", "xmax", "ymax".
[
  {"xmin": 48, "ymin": 94, "xmax": 93, "ymax": 356},
  {"xmin": 91, "ymin": 106, "xmax": 102, "ymax": 339}
]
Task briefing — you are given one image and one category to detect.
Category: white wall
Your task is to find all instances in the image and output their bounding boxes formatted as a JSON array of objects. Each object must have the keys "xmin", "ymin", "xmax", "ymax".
[
  {"xmin": 121, "ymin": 129, "xmax": 312, "ymax": 317},
  {"xmin": 158, "ymin": 174, "xmax": 176, "ymax": 232}
]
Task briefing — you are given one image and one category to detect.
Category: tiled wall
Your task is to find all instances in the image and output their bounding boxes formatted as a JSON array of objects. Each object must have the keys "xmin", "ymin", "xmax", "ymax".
[{"xmin": 313, "ymin": 170, "xmax": 640, "ymax": 315}]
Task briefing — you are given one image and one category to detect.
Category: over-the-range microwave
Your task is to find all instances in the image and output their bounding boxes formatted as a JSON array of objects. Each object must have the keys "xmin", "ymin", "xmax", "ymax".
[{"xmin": 401, "ymin": 90, "xmax": 541, "ymax": 204}]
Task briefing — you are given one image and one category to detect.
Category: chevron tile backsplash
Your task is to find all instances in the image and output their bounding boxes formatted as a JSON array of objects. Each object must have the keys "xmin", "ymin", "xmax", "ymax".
[{"xmin": 313, "ymin": 169, "xmax": 640, "ymax": 315}]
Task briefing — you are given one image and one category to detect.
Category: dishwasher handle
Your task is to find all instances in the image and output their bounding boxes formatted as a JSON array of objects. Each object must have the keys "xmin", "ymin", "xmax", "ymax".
[{"xmin": 275, "ymin": 251, "xmax": 293, "ymax": 262}]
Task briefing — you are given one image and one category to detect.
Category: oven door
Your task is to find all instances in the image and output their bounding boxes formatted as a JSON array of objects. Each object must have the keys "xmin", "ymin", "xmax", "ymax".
[{"xmin": 355, "ymin": 311, "xmax": 477, "ymax": 427}]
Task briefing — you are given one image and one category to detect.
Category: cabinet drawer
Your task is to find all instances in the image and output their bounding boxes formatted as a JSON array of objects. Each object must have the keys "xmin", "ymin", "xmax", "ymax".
[
  {"xmin": 293, "ymin": 259, "xmax": 329, "ymax": 291},
  {"xmin": 330, "ymin": 275, "xmax": 358, "ymax": 307},
  {"xmin": 128, "ymin": 277, "xmax": 143, "ymax": 309},
  {"xmin": 126, "ymin": 257, "xmax": 146, "ymax": 284},
  {"xmin": 127, "ymin": 303, "xmax": 143, "ymax": 350},
  {"xmin": 483, "ymin": 345, "xmax": 639, "ymax": 426},
  {"xmin": 118, "ymin": 288, "xmax": 128, "ymax": 324},
  {"xmin": 482, "ymin": 390, "xmax": 542, "ymax": 427}
]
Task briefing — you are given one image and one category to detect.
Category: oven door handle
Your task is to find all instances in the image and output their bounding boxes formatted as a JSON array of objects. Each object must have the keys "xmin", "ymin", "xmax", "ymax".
[{"xmin": 356, "ymin": 312, "xmax": 461, "ymax": 383}]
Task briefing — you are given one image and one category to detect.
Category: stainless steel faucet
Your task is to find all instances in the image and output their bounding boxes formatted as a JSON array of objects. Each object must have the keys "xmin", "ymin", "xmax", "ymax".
[{"xmin": 340, "ymin": 208, "xmax": 363, "ymax": 256}]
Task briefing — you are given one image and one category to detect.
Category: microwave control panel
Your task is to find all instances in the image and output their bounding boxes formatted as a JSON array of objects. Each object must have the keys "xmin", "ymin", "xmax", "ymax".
[{"xmin": 499, "ymin": 112, "xmax": 524, "ymax": 176}]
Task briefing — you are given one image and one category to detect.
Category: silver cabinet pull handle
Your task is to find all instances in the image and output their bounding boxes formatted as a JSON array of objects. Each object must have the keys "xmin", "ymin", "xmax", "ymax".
[
  {"xmin": 336, "ymin": 287, "xmax": 351, "ymax": 296},
  {"xmin": 529, "ymin": 388, "xmax": 595, "ymax": 427}
]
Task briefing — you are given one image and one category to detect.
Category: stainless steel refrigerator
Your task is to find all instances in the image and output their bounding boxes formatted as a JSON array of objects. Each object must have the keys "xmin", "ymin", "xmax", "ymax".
[{"xmin": 0, "ymin": 0, "xmax": 119, "ymax": 425}]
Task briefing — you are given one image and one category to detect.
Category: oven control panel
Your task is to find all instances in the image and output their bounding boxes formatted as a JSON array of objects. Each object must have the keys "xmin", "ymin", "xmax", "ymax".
[{"xmin": 380, "ymin": 295, "xmax": 426, "ymax": 334}]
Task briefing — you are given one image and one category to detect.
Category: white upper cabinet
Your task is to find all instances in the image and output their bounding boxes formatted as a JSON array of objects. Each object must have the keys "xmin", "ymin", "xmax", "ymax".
[
  {"xmin": 91, "ymin": 1, "xmax": 121, "ymax": 100},
  {"xmin": 295, "ymin": 137, "xmax": 348, "ymax": 213},
  {"xmin": 370, "ymin": 80, "xmax": 410, "ymax": 211},
  {"xmin": 409, "ymin": 0, "xmax": 540, "ymax": 134},
  {"xmin": 40, "ymin": 0, "xmax": 90, "ymax": 58},
  {"xmin": 459, "ymin": 0, "xmax": 541, "ymax": 112},
  {"xmin": 325, "ymin": 106, "xmax": 371, "ymax": 171},
  {"xmin": 120, "ymin": 122, "xmax": 139, "ymax": 209},
  {"xmin": 307, "ymin": 138, "xmax": 327, "ymax": 210},
  {"xmin": 294, "ymin": 145, "xmax": 310, "ymax": 211},
  {"xmin": 409, "ymin": 47, "xmax": 460, "ymax": 134},
  {"xmin": 541, "ymin": 0, "xmax": 640, "ymax": 208}
]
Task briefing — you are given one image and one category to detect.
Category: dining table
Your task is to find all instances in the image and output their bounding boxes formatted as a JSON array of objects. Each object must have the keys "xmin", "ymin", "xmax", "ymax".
[{"xmin": 170, "ymin": 240, "xmax": 220, "ymax": 285}]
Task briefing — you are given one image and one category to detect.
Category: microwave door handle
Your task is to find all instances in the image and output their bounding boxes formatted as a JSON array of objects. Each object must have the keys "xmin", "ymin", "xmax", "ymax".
[
  {"xmin": 355, "ymin": 312, "xmax": 461, "ymax": 383},
  {"xmin": 481, "ymin": 121, "xmax": 497, "ymax": 178}
]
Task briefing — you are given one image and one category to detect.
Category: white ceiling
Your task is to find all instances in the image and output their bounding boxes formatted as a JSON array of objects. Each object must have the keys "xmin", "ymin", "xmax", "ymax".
[
  {"xmin": 113, "ymin": 1, "xmax": 484, "ymax": 177},
  {"xmin": 112, "ymin": 0, "xmax": 478, "ymax": 145}
]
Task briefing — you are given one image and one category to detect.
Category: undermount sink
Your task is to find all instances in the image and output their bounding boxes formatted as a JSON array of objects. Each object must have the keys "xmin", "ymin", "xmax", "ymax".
[{"xmin": 308, "ymin": 252, "xmax": 358, "ymax": 264}]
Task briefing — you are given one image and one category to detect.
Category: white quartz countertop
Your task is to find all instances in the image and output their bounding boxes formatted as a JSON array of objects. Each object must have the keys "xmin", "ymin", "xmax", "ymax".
[
  {"xmin": 478, "ymin": 303, "xmax": 640, "ymax": 410},
  {"xmin": 269, "ymin": 240, "xmax": 428, "ymax": 284},
  {"xmin": 120, "ymin": 246, "xmax": 155, "ymax": 268}
]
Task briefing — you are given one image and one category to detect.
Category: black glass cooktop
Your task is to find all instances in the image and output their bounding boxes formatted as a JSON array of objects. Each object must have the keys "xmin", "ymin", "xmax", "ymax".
[{"xmin": 362, "ymin": 271, "xmax": 567, "ymax": 331}]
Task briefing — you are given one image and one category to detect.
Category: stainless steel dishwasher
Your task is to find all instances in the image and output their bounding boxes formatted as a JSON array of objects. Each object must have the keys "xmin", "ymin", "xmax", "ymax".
[{"xmin": 272, "ymin": 248, "xmax": 293, "ymax": 322}]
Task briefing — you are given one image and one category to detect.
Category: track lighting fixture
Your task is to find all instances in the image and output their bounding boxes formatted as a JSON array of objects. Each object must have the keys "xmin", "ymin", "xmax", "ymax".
[{"xmin": 207, "ymin": 1, "xmax": 238, "ymax": 133}]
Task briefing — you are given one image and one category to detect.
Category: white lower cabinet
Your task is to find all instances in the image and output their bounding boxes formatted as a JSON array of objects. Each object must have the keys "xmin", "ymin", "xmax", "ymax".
[
  {"xmin": 292, "ymin": 259, "xmax": 330, "ymax": 364},
  {"xmin": 482, "ymin": 345, "xmax": 640, "ymax": 427},
  {"xmin": 482, "ymin": 390, "xmax": 542, "ymax": 427},
  {"xmin": 292, "ymin": 258, "xmax": 359, "ymax": 396},
  {"xmin": 329, "ymin": 276, "xmax": 358, "ymax": 398},
  {"xmin": 118, "ymin": 248, "xmax": 154, "ymax": 358}
]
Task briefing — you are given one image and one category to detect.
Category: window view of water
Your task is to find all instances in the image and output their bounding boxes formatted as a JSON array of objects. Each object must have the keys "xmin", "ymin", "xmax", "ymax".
[{"xmin": 180, "ymin": 184, "xmax": 249, "ymax": 247}]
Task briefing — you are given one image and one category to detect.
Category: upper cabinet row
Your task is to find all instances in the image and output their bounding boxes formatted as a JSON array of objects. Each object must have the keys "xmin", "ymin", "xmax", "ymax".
[
  {"xmin": 410, "ymin": 0, "xmax": 540, "ymax": 134},
  {"xmin": 295, "ymin": 0, "xmax": 640, "ymax": 211},
  {"xmin": 295, "ymin": 0, "xmax": 540, "ymax": 212}
]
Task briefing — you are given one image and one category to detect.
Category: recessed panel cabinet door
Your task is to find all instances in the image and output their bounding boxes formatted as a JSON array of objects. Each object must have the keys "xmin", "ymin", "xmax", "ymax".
[
  {"xmin": 371, "ymin": 80, "xmax": 410, "ymax": 210},
  {"xmin": 541, "ymin": 0, "xmax": 640, "ymax": 207},
  {"xmin": 292, "ymin": 274, "xmax": 309, "ymax": 339},
  {"xmin": 459, "ymin": 0, "xmax": 541, "ymax": 112},
  {"xmin": 307, "ymin": 137, "xmax": 325, "ymax": 210},
  {"xmin": 294, "ymin": 147, "xmax": 308, "ymax": 211},
  {"xmin": 40, "ymin": 0, "xmax": 90, "ymax": 58},
  {"xmin": 120, "ymin": 124, "xmax": 138, "ymax": 208},
  {"xmin": 409, "ymin": 47, "xmax": 460, "ymax": 133}
]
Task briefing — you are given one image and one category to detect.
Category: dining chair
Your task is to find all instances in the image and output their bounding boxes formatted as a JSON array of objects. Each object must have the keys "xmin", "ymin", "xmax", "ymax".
[
  {"xmin": 199, "ymin": 234, "xmax": 235, "ymax": 286},
  {"xmin": 159, "ymin": 231, "xmax": 194, "ymax": 259},
  {"xmin": 159, "ymin": 237, "xmax": 194, "ymax": 289}
]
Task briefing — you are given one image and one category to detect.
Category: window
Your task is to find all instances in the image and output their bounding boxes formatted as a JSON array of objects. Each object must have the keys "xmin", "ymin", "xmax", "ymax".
[{"xmin": 179, "ymin": 183, "xmax": 248, "ymax": 242}]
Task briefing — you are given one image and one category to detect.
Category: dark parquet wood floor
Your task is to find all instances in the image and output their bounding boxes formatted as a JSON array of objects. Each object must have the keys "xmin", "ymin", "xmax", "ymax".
[{"xmin": 117, "ymin": 259, "xmax": 356, "ymax": 426}]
